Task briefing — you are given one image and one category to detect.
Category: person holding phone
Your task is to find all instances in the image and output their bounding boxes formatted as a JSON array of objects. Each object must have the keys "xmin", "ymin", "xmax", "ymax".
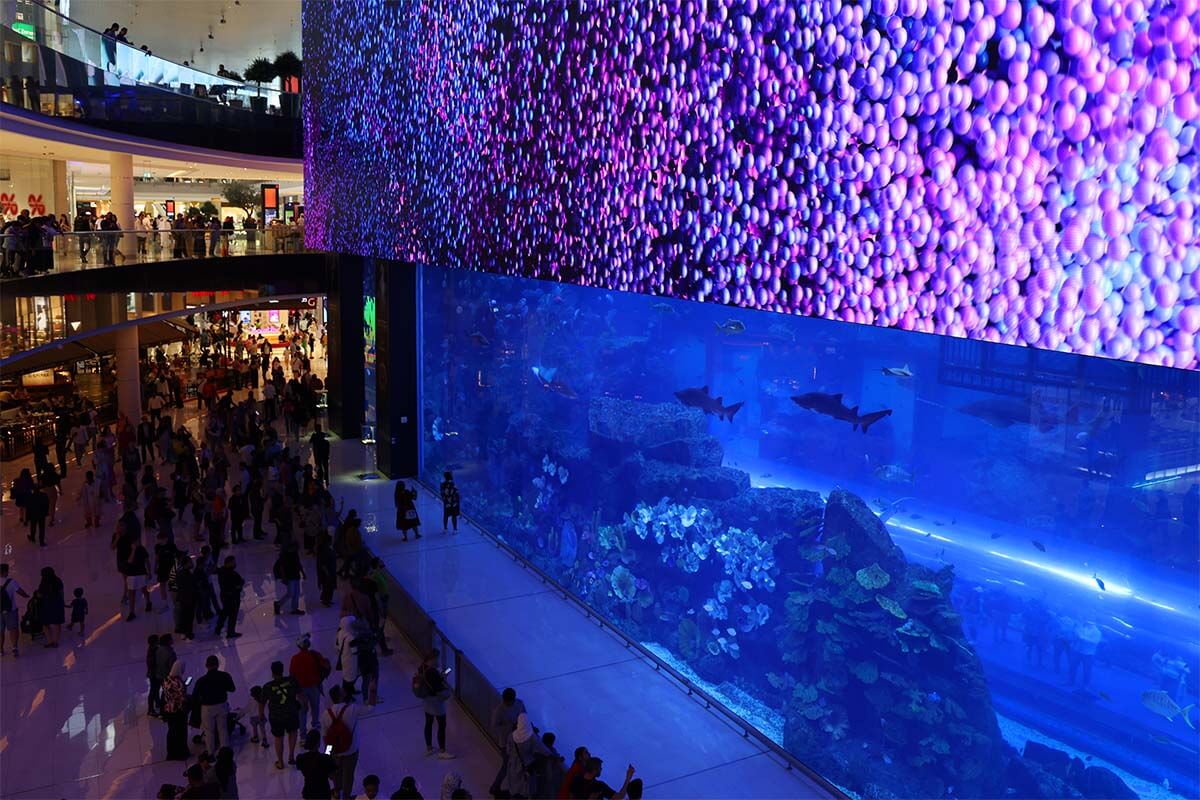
[
  {"xmin": 324, "ymin": 685, "xmax": 361, "ymax": 800},
  {"xmin": 296, "ymin": 729, "xmax": 337, "ymax": 799},
  {"xmin": 161, "ymin": 660, "xmax": 191, "ymax": 760}
]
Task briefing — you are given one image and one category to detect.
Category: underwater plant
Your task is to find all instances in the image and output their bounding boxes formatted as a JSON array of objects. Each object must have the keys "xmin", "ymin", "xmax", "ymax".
[{"xmin": 610, "ymin": 566, "xmax": 638, "ymax": 603}]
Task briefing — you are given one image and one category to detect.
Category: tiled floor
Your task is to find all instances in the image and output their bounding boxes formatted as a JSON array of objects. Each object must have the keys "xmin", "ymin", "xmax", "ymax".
[
  {"xmin": 0, "ymin": 403, "xmax": 498, "ymax": 800},
  {"xmin": 328, "ymin": 443, "xmax": 831, "ymax": 799}
]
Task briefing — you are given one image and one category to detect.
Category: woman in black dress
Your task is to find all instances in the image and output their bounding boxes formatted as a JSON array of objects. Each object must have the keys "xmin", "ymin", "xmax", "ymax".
[
  {"xmin": 37, "ymin": 566, "xmax": 65, "ymax": 647},
  {"xmin": 394, "ymin": 480, "xmax": 422, "ymax": 542}
]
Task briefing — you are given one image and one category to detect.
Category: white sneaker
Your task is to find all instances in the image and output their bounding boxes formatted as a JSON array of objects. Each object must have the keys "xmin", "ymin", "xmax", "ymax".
[
  {"xmin": 425, "ymin": 746, "xmax": 435, "ymax": 756},
  {"xmin": 437, "ymin": 751, "xmax": 456, "ymax": 760}
]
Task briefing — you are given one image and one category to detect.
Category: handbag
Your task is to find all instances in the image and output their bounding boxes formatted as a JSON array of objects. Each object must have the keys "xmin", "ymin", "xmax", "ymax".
[{"xmin": 405, "ymin": 509, "xmax": 418, "ymax": 521}]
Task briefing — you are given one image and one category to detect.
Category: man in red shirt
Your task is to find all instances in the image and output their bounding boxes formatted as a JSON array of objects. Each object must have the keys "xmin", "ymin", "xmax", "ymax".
[{"xmin": 289, "ymin": 633, "xmax": 330, "ymax": 734}]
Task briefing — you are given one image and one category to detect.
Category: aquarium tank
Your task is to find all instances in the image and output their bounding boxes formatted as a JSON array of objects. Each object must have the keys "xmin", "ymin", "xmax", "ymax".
[{"xmin": 418, "ymin": 264, "xmax": 1200, "ymax": 800}]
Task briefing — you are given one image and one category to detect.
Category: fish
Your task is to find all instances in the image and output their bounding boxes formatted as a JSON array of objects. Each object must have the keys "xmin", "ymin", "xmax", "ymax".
[
  {"xmin": 874, "ymin": 464, "xmax": 914, "ymax": 484},
  {"xmin": 468, "ymin": 331, "xmax": 490, "ymax": 346},
  {"xmin": 715, "ymin": 319, "xmax": 746, "ymax": 335},
  {"xmin": 882, "ymin": 364, "xmax": 914, "ymax": 378},
  {"xmin": 531, "ymin": 365, "xmax": 558, "ymax": 384},
  {"xmin": 854, "ymin": 408, "xmax": 894, "ymax": 433},
  {"xmin": 928, "ymin": 691, "xmax": 941, "ymax": 703},
  {"xmin": 911, "ymin": 513, "xmax": 924, "ymax": 520},
  {"xmin": 1150, "ymin": 733, "xmax": 1200, "ymax": 754},
  {"xmin": 675, "ymin": 386, "xmax": 745, "ymax": 422},
  {"xmin": 544, "ymin": 378, "xmax": 579, "ymax": 400},
  {"xmin": 959, "ymin": 397, "xmax": 1066, "ymax": 433},
  {"xmin": 1093, "ymin": 574, "xmax": 1106, "ymax": 592},
  {"xmin": 1098, "ymin": 691, "xmax": 1112, "ymax": 702},
  {"xmin": 791, "ymin": 392, "xmax": 893, "ymax": 433},
  {"xmin": 1141, "ymin": 690, "xmax": 1196, "ymax": 728},
  {"xmin": 651, "ymin": 302, "xmax": 676, "ymax": 314},
  {"xmin": 1031, "ymin": 540, "xmax": 1046, "ymax": 552},
  {"xmin": 990, "ymin": 532, "xmax": 1004, "ymax": 540},
  {"xmin": 876, "ymin": 497, "xmax": 913, "ymax": 523}
]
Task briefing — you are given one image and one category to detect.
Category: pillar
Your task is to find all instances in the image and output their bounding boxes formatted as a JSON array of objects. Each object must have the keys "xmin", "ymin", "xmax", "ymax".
[
  {"xmin": 109, "ymin": 152, "xmax": 135, "ymax": 253},
  {"xmin": 325, "ymin": 253, "xmax": 365, "ymax": 440},
  {"xmin": 52, "ymin": 159, "xmax": 69, "ymax": 218},
  {"xmin": 375, "ymin": 260, "xmax": 420, "ymax": 479},
  {"xmin": 115, "ymin": 325, "xmax": 141, "ymax": 422}
]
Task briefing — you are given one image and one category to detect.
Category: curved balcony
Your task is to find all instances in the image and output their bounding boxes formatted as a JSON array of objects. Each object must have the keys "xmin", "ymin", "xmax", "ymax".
[{"xmin": 1, "ymin": 1, "xmax": 301, "ymax": 157}]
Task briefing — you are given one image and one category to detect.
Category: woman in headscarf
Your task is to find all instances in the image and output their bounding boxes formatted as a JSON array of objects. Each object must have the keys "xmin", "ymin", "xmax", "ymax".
[
  {"xmin": 501, "ymin": 713, "xmax": 550, "ymax": 799},
  {"xmin": 161, "ymin": 659, "xmax": 191, "ymax": 759}
]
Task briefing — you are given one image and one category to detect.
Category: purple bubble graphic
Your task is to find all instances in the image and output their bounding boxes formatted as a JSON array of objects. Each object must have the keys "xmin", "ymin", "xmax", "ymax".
[{"xmin": 303, "ymin": 0, "xmax": 1200, "ymax": 370}]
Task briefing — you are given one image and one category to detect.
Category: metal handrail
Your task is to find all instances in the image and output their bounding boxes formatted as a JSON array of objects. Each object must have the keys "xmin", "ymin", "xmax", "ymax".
[{"xmin": 414, "ymin": 478, "xmax": 850, "ymax": 799}]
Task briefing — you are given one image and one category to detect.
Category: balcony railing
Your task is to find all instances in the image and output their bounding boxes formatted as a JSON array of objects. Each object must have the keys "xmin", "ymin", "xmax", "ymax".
[{"xmin": 1, "ymin": 227, "xmax": 311, "ymax": 279}]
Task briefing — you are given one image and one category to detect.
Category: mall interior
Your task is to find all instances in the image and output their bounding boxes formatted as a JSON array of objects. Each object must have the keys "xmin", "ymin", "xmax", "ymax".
[{"xmin": 0, "ymin": 0, "xmax": 1198, "ymax": 799}]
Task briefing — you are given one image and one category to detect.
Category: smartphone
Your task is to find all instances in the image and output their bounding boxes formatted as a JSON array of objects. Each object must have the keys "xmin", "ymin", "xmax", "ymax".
[
  {"xmin": 185, "ymin": 676, "xmax": 193, "ymax": 686},
  {"xmin": 443, "ymin": 667, "xmax": 452, "ymax": 675},
  {"xmin": 324, "ymin": 745, "xmax": 333, "ymax": 755}
]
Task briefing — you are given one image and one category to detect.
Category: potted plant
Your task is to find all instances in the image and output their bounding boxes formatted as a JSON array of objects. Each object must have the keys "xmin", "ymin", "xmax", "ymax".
[
  {"xmin": 273, "ymin": 50, "xmax": 302, "ymax": 117},
  {"xmin": 243, "ymin": 57, "xmax": 276, "ymax": 114}
]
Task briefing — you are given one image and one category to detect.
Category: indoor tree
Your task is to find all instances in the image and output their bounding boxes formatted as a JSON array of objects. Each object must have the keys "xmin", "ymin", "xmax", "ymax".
[
  {"xmin": 243, "ymin": 57, "xmax": 276, "ymax": 96},
  {"xmin": 221, "ymin": 180, "xmax": 258, "ymax": 217}
]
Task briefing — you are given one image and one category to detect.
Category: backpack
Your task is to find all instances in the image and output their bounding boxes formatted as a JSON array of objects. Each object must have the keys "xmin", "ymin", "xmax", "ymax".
[
  {"xmin": 0, "ymin": 579, "xmax": 12, "ymax": 613},
  {"xmin": 323, "ymin": 705, "xmax": 352, "ymax": 754},
  {"xmin": 314, "ymin": 651, "xmax": 332, "ymax": 681}
]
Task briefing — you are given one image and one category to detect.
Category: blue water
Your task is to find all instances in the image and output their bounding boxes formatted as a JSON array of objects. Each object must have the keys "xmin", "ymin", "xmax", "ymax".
[{"xmin": 417, "ymin": 265, "xmax": 1200, "ymax": 799}]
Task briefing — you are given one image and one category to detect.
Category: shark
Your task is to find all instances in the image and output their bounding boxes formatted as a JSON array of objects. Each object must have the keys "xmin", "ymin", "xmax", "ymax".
[
  {"xmin": 790, "ymin": 392, "xmax": 893, "ymax": 433},
  {"xmin": 675, "ymin": 386, "xmax": 744, "ymax": 422},
  {"xmin": 882, "ymin": 364, "xmax": 914, "ymax": 378}
]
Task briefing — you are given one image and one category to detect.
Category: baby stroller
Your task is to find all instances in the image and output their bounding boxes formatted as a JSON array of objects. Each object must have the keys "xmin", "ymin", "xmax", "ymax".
[
  {"xmin": 20, "ymin": 594, "xmax": 44, "ymax": 641},
  {"xmin": 226, "ymin": 706, "xmax": 248, "ymax": 738}
]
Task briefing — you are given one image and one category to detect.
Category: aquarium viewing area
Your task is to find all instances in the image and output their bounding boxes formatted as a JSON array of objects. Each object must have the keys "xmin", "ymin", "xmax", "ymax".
[{"xmin": 303, "ymin": 0, "xmax": 1200, "ymax": 797}]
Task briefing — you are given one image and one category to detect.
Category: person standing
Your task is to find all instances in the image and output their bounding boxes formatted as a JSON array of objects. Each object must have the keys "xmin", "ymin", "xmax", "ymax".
[
  {"xmin": 439, "ymin": 471, "xmax": 461, "ymax": 533},
  {"xmin": 264, "ymin": 660, "xmax": 302, "ymax": 769},
  {"xmin": 273, "ymin": 545, "xmax": 305, "ymax": 615},
  {"xmin": 125, "ymin": 536, "xmax": 153, "ymax": 620},
  {"xmin": 309, "ymin": 425, "xmax": 331, "ymax": 486},
  {"xmin": 394, "ymin": 480, "xmax": 422, "ymax": 542},
  {"xmin": 213, "ymin": 556, "xmax": 245, "ymax": 639},
  {"xmin": 228, "ymin": 484, "xmax": 249, "ymax": 545},
  {"xmin": 502, "ymin": 714, "xmax": 552, "ymax": 799},
  {"xmin": 78, "ymin": 470, "xmax": 101, "ymax": 528},
  {"xmin": 40, "ymin": 464, "xmax": 61, "ymax": 527},
  {"xmin": 145, "ymin": 635, "xmax": 162, "ymax": 716},
  {"xmin": 415, "ymin": 649, "xmax": 454, "ymax": 759},
  {"xmin": 162, "ymin": 659, "xmax": 191, "ymax": 760},
  {"xmin": 194, "ymin": 654, "xmax": 236, "ymax": 754},
  {"xmin": 289, "ymin": 634, "xmax": 329, "ymax": 734},
  {"xmin": 244, "ymin": 215, "xmax": 258, "ymax": 251},
  {"xmin": 26, "ymin": 483, "xmax": 50, "ymax": 547},
  {"xmin": 0, "ymin": 563, "xmax": 31, "ymax": 656},
  {"xmin": 74, "ymin": 211, "xmax": 93, "ymax": 264},
  {"xmin": 170, "ymin": 553, "xmax": 196, "ymax": 640},
  {"xmin": 324, "ymin": 685, "xmax": 360, "ymax": 800},
  {"xmin": 296, "ymin": 729, "xmax": 337, "ymax": 799},
  {"xmin": 489, "ymin": 687, "xmax": 529, "ymax": 795},
  {"xmin": 37, "ymin": 567, "xmax": 65, "ymax": 648},
  {"xmin": 154, "ymin": 633, "xmax": 178, "ymax": 714}
]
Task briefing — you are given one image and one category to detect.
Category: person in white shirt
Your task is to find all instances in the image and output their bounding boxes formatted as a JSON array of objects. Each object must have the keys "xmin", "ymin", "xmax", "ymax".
[
  {"xmin": 1, "ymin": 563, "xmax": 31, "ymax": 656},
  {"xmin": 325, "ymin": 685, "xmax": 360, "ymax": 799},
  {"xmin": 135, "ymin": 212, "xmax": 150, "ymax": 257},
  {"xmin": 147, "ymin": 393, "xmax": 165, "ymax": 422}
]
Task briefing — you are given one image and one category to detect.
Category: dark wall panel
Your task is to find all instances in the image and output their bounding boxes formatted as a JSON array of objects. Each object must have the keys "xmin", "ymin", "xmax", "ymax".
[
  {"xmin": 374, "ymin": 260, "xmax": 420, "ymax": 478},
  {"xmin": 325, "ymin": 253, "xmax": 364, "ymax": 440}
]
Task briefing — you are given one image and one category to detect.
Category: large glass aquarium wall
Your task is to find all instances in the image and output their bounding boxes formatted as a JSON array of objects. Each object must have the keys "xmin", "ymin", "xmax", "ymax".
[{"xmin": 418, "ymin": 265, "xmax": 1200, "ymax": 800}]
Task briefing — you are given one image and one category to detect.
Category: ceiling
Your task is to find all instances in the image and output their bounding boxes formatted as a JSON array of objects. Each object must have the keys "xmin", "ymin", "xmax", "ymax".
[{"xmin": 63, "ymin": 0, "xmax": 302, "ymax": 77}]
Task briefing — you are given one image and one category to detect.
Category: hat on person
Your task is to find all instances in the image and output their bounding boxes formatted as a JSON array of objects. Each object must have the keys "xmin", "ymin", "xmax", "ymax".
[{"xmin": 297, "ymin": 633, "xmax": 311, "ymax": 649}]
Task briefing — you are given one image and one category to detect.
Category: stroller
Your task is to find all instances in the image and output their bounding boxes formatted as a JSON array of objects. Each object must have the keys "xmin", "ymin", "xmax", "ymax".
[
  {"xmin": 188, "ymin": 705, "xmax": 248, "ymax": 755},
  {"xmin": 20, "ymin": 593, "xmax": 44, "ymax": 642}
]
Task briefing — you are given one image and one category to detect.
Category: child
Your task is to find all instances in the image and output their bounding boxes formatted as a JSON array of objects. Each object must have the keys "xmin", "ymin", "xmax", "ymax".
[
  {"xmin": 361, "ymin": 774, "xmax": 381, "ymax": 799},
  {"xmin": 248, "ymin": 685, "xmax": 269, "ymax": 746},
  {"xmin": 68, "ymin": 587, "xmax": 88, "ymax": 636}
]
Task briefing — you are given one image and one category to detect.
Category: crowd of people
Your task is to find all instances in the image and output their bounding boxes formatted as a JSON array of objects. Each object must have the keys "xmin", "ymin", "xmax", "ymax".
[
  {"xmin": 0, "ymin": 206, "xmax": 306, "ymax": 278},
  {"xmin": 3, "ymin": 313, "xmax": 645, "ymax": 798}
]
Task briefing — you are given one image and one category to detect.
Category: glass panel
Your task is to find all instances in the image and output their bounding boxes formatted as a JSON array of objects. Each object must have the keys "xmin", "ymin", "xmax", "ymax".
[{"xmin": 420, "ymin": 265, "xmax": 1200, "ymax": 799}]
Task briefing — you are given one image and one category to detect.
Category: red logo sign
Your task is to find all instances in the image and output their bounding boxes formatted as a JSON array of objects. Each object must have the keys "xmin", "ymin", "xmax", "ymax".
[
  {"xmin": 27, "ymin": 193, "xmax": 45, "ymax": 215},
  {"xmin": 0, "ymin": 193, "xmax": 16, "ymax": 216}
]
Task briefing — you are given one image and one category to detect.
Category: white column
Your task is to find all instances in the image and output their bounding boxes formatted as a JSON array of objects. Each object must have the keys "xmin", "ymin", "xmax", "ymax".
[
  {"xmin": 52, "ymin": 159, "xmax": 69, "ymax": 217},
  {"xmin": 115, "ymin": 325, "xmax": 141, "ymax": 422},
  {"xmin": 109, "ymin": 152, "xmax": 135, "ymax": 255}
]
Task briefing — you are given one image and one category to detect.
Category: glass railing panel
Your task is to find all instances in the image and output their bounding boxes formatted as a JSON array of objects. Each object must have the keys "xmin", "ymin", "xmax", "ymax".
[
  {"xmin": 0, "ymin": 229, "xmax": 312, "ymax": 280},
  {"xmin": 2, "ymin": 0, "xmax": 282, "ymax": 106},
  {"xmin": 418, "ymin": 264, "xmax": 1200, "ymax": 800}
]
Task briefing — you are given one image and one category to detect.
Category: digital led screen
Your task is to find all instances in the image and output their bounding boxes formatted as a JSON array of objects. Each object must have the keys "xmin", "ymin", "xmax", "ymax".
[{"xmin": 303, "ymin": 0, "xmax": 1200, "ymax": 369}]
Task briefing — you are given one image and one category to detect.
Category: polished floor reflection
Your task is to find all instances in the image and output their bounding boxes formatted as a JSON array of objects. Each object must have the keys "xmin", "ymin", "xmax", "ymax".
[{"xmin": 0, "ymin": 404, "xmax": 497, "ymax": 800}]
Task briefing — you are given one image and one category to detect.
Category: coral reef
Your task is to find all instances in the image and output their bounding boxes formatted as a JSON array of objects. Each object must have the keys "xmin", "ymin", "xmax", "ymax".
[{"xmin": 775, "ymin": 489, "xmax": 1008, "ymax": 799}]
